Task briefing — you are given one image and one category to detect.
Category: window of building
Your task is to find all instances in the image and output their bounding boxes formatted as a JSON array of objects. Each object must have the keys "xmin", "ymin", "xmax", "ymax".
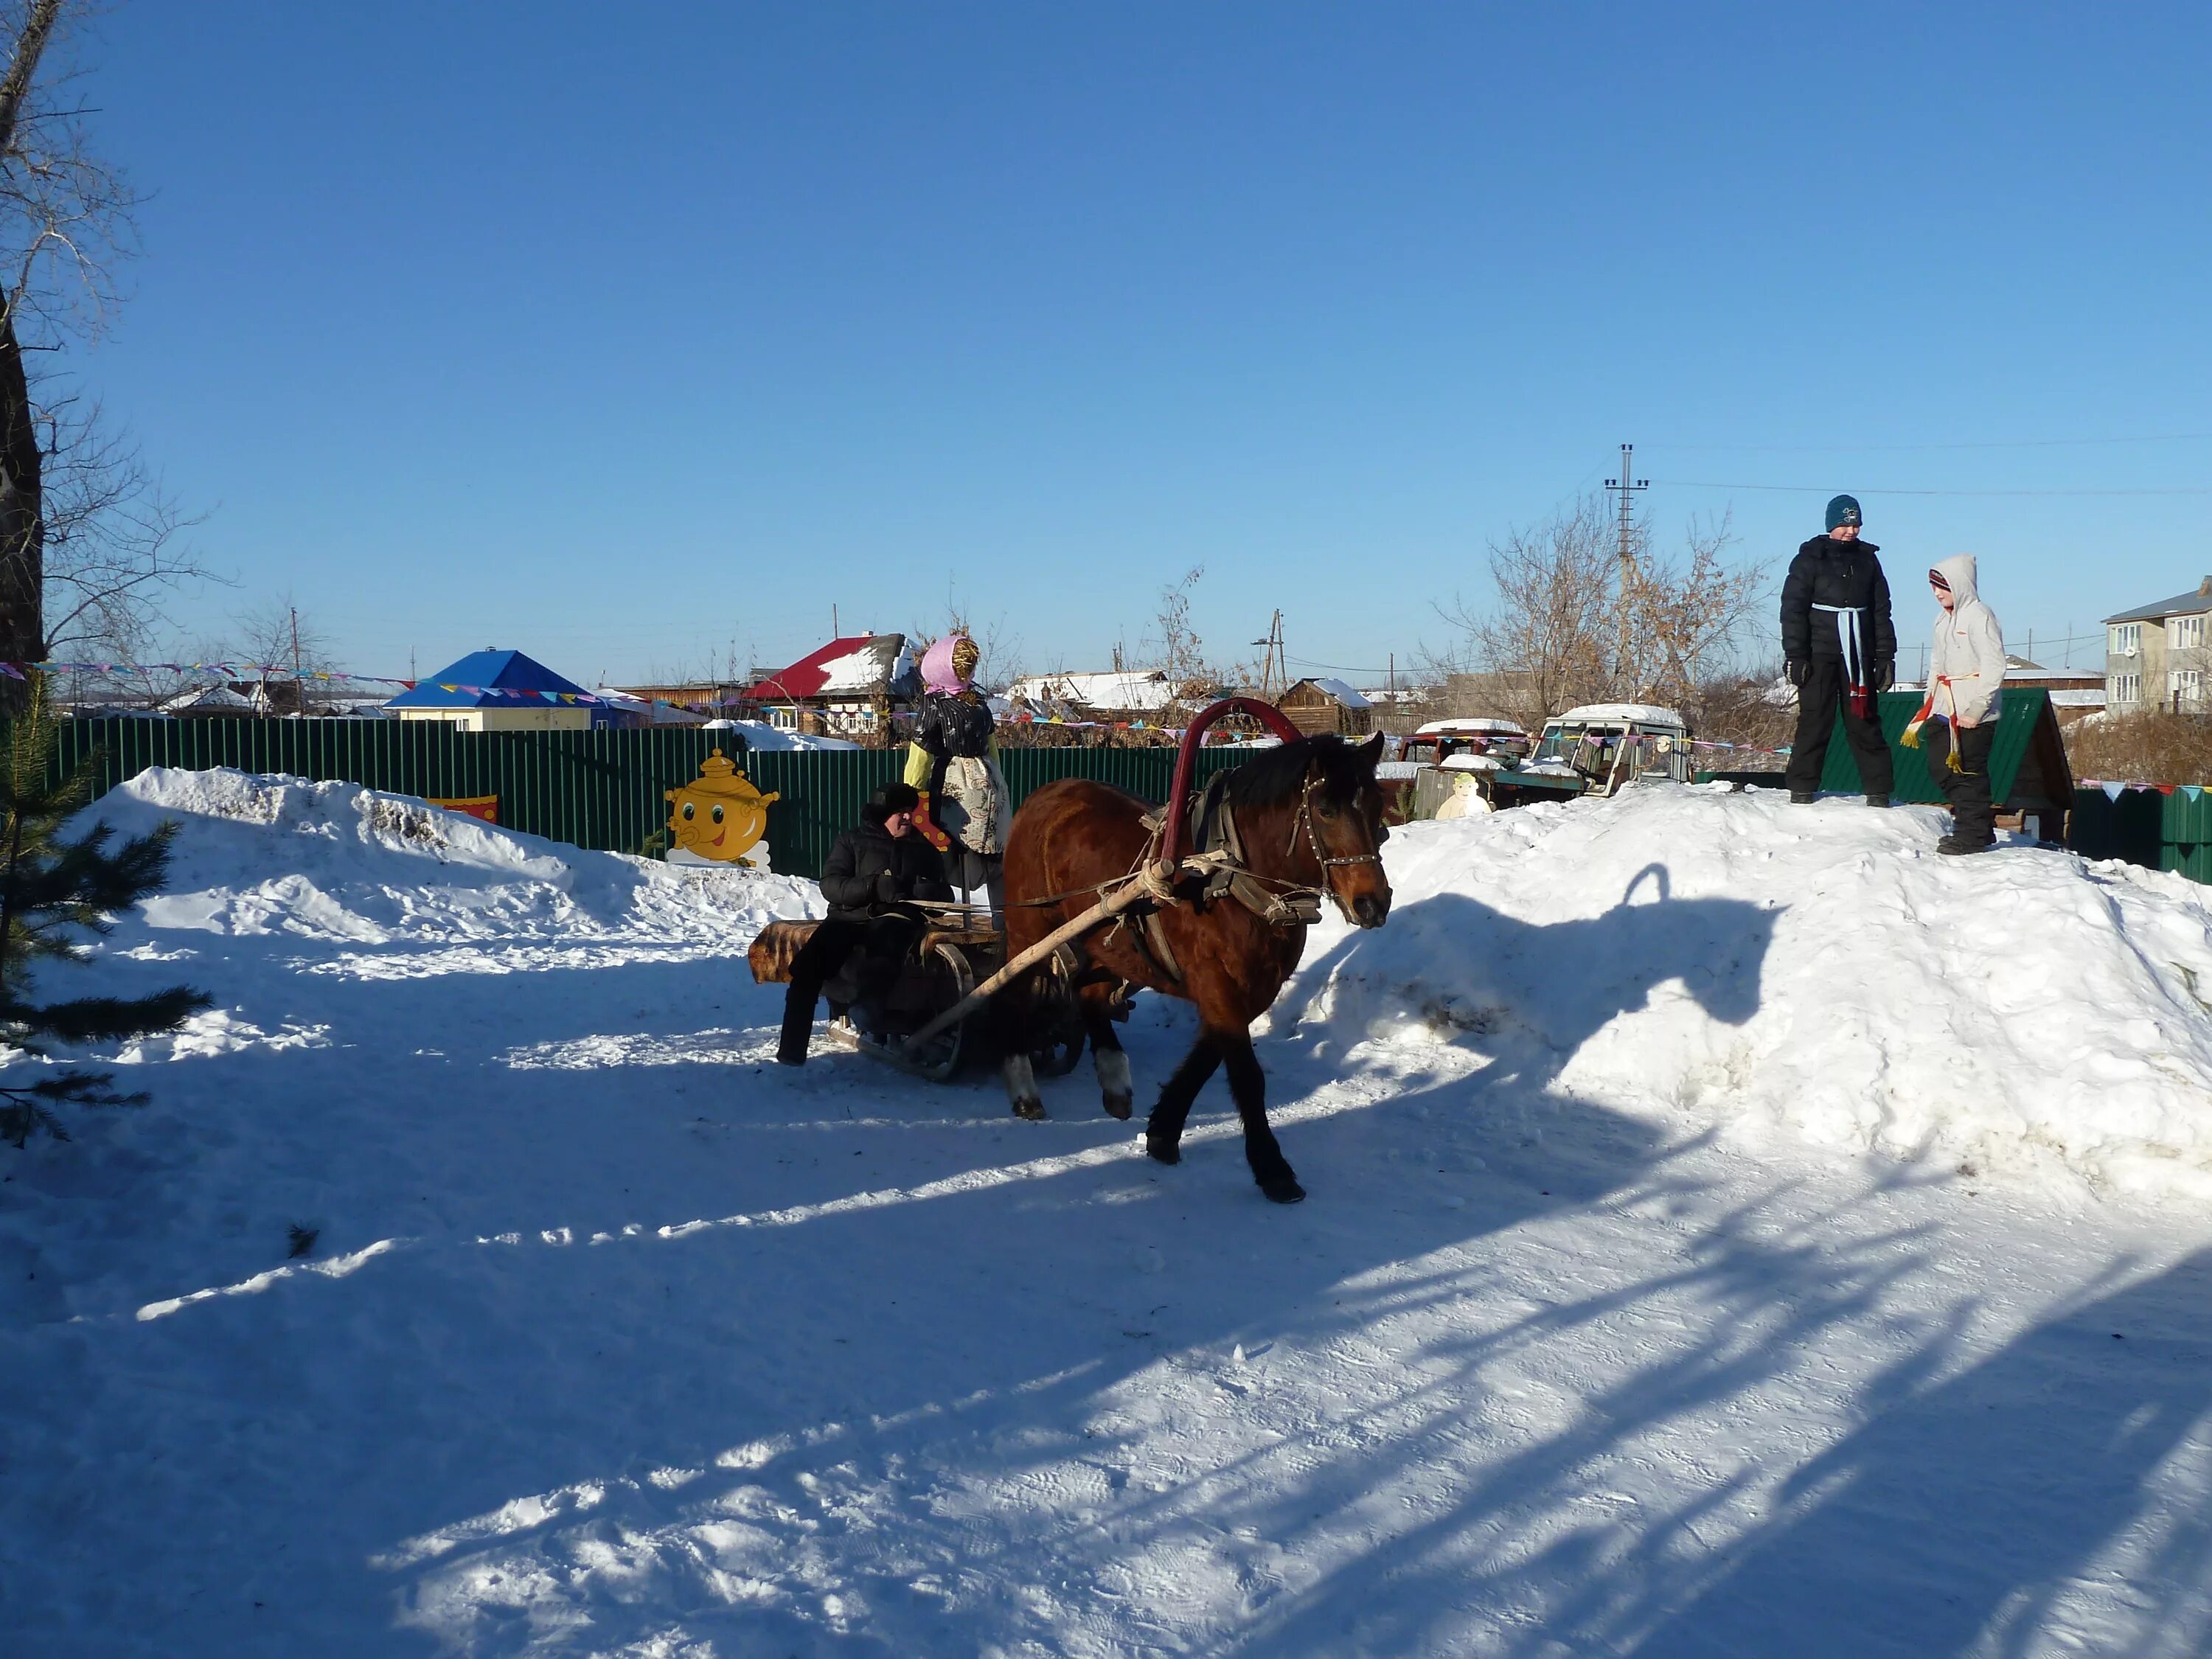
[
  {"xmin": 2169, "ymin": 669, "xmax": 2203, "ymax": 702},
  {"xmin": 2112, "ymin": 622, "xmax": 2141, "ymax": 657},
  {"xmin": 2170, "ymin": 614, "xmax": 2206, "ymax": 651},
  {"xmin": 2111, "ymin": 672, "xmax": 2141, "ymax": 706}
]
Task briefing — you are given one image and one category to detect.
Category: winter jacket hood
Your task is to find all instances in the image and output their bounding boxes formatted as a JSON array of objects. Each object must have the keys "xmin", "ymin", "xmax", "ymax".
[{"xmin": 1928, "ymin": 554, "xmax": 2007, "ymax": 724}]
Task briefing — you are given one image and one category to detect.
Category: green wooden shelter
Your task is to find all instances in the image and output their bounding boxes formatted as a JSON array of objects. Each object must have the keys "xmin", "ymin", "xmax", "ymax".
[{"xmin": 1819, "ymin": 687, "xmax": 2073, "ymax": 834}]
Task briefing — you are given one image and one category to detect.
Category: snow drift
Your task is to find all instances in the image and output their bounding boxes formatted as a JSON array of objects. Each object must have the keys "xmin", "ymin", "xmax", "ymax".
[
  {"xmin": 81, "ymin": 766, "xmax": 819, "ymax": 964},
  {"xmin": 1286, "ymin": 783, "xmax": 2212, "ymax": 1203}
]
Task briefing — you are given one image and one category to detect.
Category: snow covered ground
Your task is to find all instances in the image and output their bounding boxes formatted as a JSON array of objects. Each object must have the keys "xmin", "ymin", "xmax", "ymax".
[{"xmin": 9, "ymin": 770, "xmax": 2212, "ymax": 1656}]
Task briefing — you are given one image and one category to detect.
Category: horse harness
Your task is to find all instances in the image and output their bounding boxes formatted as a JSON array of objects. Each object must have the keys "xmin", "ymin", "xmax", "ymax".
[{"xmin": 1111, "ymin": 764, "xmax": 1381, "ymax": 982}]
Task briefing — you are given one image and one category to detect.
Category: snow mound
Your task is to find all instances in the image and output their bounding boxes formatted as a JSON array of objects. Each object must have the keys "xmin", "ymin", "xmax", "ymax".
[
  {"xmin": 706, "ymin": 719, "xmax": 860, "ymax": 751},
  {"xmin": 1284, "ymin": 785, "xmax": 2212, "ymax": 1203},
  {"xmin": 84, "ymin": 767, "xmax": 819, "ymax": 959}
]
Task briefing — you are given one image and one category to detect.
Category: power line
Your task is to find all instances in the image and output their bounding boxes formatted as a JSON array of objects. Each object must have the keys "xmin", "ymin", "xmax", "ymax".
[
  {"xmin": 1654, "ymin": 479, "xmax": 2212, "ymax": 498},
  {"xmin": 1652, "ymin": 433, "xmax": 2212, "ymax": 454}
]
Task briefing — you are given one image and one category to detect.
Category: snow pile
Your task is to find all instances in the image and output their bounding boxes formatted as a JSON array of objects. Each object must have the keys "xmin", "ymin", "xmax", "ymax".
[
  {"xmin": 83, "ymin": 767, "xmax": 818, "ymax": 966},
  {"xmin": 1285, "ymin": 784, "xmax": 2212, "ymax": 1202},
  {"xmin": 703, "ymin": 717, "xmax": 860, "ymax": 751}
]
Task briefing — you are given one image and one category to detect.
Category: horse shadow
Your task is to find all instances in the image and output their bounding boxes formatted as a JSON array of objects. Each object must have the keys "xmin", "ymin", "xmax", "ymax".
[{"xmin": 1279, "ymin": 863, "xmax": 1778, "ymax": 1105}]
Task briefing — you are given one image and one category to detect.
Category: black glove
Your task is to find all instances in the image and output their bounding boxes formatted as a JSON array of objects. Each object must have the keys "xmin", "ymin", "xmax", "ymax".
[
  {"xmin": 874, "ymin": 871, "xmax": 898, "ymax": 905},
  {"xmin": 1786, "ymin": 659, "xmax": 1811, "ymax": 689},
  {"xmin": 1871, "ymin": 659, "xmax": 1894, "ymax": 692}
]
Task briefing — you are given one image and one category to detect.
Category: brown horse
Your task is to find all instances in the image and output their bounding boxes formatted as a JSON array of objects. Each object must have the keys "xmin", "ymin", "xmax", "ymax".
[{"xmin": 994, "ymin": 731, "xmax": 1394, "ymax": 1203}]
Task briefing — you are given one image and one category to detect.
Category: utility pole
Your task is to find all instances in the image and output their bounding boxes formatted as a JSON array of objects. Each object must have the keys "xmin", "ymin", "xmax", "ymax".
[
  {"xmin": 1604, "ymin": 442, "xmax": 1649, "ymax": 681},
  {"xmin": 1250, "ymin": 610, "xmax": 1284, "ymax": 700},
  {"xmin": 289, "ymin": 607, "xmax": 303, "ymax": 718}
]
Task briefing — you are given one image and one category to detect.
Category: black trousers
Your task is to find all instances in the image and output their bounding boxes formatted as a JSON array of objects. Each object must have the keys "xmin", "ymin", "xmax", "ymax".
[
  {"xmin": 1923, "ymin": 720, "xmax": 1997, "ymax": 846},
  {"xmin": 778, "ymin": 914, "xmax": 921, "ymax": 1062},
  {"xmin": 1785, "ymin": 655, "xmax": 1893, "ymax": 796}
]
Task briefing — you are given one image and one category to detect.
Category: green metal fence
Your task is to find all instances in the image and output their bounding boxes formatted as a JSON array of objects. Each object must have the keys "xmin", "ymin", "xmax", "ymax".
[
  {"xmin": 55, "ymin": 720, "xmax": 1252, "ymax": 878},
  {"xmin": 2068, "ymin": 785, "xmax": 2212, "ymax": 882}
]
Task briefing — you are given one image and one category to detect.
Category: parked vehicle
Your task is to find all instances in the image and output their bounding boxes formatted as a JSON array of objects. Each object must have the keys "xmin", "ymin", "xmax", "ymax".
[
  {"xmin": 1399, "ymin": 717, "xmax": 1531, "ymax": 770},
  {"xmin": 1401, "ymin": 717, "xmax": 1590, "ymax": 816},
  {"xmin": 1528, "ymin": 703, "xmax": 1692, "ymax": 796}
]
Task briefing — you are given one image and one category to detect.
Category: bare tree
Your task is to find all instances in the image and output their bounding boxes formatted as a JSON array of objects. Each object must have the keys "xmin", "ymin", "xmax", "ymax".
[
  {"xmin": 1436, "ymin": 495, "xmax": 1618, "ymax": 729},
  {"xmin": 1619, "ymin": 509, "xmax": 1761, "ymax": 706},
  {"xmin": 1147, "ymin": 565, "xmax": 1219, "ymax": 712},
  {"xmin": 1439, "ymin": 494, "xmax": 1767, "ymax": 728},
  {"xmin": 232, "ymin": 597, "xmax": 333, "ymax": 716},
  {"xmin": 0, "ymin": 2, "xmax": 208, "ymax": 703}
]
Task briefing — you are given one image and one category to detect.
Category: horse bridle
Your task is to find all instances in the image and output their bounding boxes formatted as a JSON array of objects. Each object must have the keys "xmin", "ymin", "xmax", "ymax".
[{"xmin": 1290, "ymin": 770, "xmax": 1385, "ymax": 877}]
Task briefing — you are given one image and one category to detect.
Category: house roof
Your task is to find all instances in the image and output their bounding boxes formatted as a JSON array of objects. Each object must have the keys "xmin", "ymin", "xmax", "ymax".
[
  {"xmin": 159, "ymin": 684, "xmax": 257, "ymax": 714},
  {"xmin": 383, "ymin": 650, "xmax": 594, "ymax": 709},
  {"xmin": 740, "ymin": 635, "xmax": 911, "ymax": 703},
  {"xmin": 1287, "ymin": 676, "xmax": 1372, "ymax": 709},
  {"xmin": 1004, "ymin": 669, "xmax": 1175, "ymax": 712},
  {"xmin": 2106, "ymin": 579, "xmax": 2212, "ymax": 625}
]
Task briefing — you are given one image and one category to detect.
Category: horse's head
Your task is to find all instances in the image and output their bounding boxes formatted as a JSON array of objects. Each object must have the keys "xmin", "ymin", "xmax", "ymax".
[{"xmin": 1304, "ymin": 730, "xmax": 1394, "ymax": 928}]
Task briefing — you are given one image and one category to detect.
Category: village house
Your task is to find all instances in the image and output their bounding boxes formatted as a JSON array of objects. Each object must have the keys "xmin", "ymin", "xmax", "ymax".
[
  {"xmin": 737, "ymin": 633, "xmax": 917, "ymax": 737},
  {"xmin": 1277, "ymin": 676, "xmax": 1374, "ymax": 737},
  {"xmin": 383, "ymin": 649, "xmax": 595, "ymax": 731},
  {"xmin": 2105, "ymin": 577, "xmax": 2212, "ymax": 713}
]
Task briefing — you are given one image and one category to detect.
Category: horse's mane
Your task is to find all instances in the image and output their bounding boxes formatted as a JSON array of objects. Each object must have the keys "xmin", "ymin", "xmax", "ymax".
[{"xmin": 1220, "ymin": 733, "xmax": 1374, "ymax": 809}]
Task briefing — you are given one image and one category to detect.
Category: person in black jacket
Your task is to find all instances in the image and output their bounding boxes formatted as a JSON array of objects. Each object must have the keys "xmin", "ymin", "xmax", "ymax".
[
  {"xmin": 776, "ymin": 782, "xmax": 950, "ymax": 1065},
  {"xmin": 1780, "ymin": 494, "xmax": 1896, "ymax": 805}
]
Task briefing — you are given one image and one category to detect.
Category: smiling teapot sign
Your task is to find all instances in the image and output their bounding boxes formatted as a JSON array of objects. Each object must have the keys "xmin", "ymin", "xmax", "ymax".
[{"xmin": 665, "ymin": 749, "xmax": 779, "ymax": 869}]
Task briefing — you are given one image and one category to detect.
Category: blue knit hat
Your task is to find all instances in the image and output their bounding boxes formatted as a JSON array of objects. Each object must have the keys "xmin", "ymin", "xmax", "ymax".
[{"xmin": 1825, "ymin": 494, "xmax": 1863, "ymax": 532}]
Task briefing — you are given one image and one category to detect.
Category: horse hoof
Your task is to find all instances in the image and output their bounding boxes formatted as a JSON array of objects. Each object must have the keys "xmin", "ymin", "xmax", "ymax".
[
  {"xmin": 1012, "ymin": 1098, "xmax": 1047, "ymax": 1122},
  {"xmin": 1145, "ymin": 1135, "xmax": 1181, "ymax": 1165},
  {"xmin": 1258, "ymin": 1172, "xmax": 1306, "ymax": 1204},
  {"xmin": 1102, "ymin": 1093, "xmax": 1134, "ymax": 1121}
]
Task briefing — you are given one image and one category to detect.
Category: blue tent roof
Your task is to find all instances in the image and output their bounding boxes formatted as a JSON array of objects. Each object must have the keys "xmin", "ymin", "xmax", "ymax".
[{"xmin": 383, "ymin": 650, "xmax": 593, "ymax": 709}]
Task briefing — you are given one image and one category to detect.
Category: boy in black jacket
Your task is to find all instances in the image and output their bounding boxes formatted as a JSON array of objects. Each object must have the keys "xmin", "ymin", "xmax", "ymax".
[
  {"xmin": 776, "ymin": 782, "xmax": 950, "ymax": 1065},
  {"xmin": 1780, "ymin": 494, "xmax": 1896, "ymax": 805}
]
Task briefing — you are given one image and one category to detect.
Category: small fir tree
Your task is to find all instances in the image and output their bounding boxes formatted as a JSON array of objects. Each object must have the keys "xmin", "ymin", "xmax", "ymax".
[{"xmin": 0, "ymin": 672, "xmax": 208, "ymax": 1145}]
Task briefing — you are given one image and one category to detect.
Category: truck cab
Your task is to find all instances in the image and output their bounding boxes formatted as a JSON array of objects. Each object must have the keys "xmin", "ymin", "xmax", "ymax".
[{"xmin": 1529, "ymin": 703, "xmax": 1692, "ymax": 794}]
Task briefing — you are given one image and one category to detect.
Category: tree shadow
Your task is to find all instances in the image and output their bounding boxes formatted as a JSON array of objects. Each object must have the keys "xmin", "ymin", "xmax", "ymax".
[{"xmin": 1612, "ymin": 1248, "xmax": 2212, "ymax": 1658}]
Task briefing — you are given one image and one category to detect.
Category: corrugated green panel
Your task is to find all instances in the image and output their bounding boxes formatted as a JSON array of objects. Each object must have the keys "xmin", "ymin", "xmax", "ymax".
[
  {"xmin": 49, "ymin": 720, "xmax": 1266, "ymax": 876},
  {"xmin": 1818, "ymin": 687, "xmax": 2056, "ymax": 802},
  {"xmin": 2068, "ymin": 787, "xmax": 2160, "ymax": 865},
  {"xmin": 2164, "ymin": 786, "xmax": 2212, "ymax": 846}
]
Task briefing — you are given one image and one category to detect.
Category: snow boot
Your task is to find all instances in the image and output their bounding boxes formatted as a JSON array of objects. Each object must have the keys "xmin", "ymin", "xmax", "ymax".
[
  {"xmin": 1937, "ymin": 834, "xmax": 1994, "ymax": 857},
  {"xmin": 776, "ymin": 995, "xmax": 814, "ymax": 1065},
  {"xmin": 1789, "ymin": 790, "xmax": 1815, "ymax": 805},
  {"xmin": 1865, "ymin": 793, "xmax": 1891, "ymax": 808}
]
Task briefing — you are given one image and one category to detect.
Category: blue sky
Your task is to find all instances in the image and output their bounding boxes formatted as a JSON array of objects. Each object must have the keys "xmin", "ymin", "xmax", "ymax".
[{"xmin": 64, "ymin": 1, "xmax": 2212, "ymax": 685}]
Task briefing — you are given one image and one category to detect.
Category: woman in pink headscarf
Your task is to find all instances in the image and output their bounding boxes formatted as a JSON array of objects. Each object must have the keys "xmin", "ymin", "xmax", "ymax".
[{"xmin": 905, "ymin": 633, "xmax": 1008, "ymax": 916}]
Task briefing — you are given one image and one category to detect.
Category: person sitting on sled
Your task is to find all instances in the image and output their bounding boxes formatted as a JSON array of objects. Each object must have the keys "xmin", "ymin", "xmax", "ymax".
[
  {"xmin": 1901, "ymin": 554, "xmax": 2008, "ymax": 856},
  {"xmin": 1780, "ymin": 494, "xmax": 1897, "ymax": 806},
  {"xmin": 776, "ymin": 782, "xmax": 950, "ymax": 1065},
  {"xmin": 905, "ymin": 632, "xmax": 1010, "ymax": 919}
]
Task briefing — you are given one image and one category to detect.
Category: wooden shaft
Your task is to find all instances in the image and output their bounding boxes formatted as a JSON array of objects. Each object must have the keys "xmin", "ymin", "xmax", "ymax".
[{"xmin": 899, "ymin": 873, "xmax": 1161, "ymax": 1054}]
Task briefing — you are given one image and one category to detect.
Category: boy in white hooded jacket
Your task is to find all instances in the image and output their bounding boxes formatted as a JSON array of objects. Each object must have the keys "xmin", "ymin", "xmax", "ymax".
[{"xmin": 1909, "ymin": 554, "xmax": 2007, "ymax": 854}]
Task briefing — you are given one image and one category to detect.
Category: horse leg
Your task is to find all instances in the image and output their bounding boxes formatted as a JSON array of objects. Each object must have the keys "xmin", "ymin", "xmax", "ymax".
[
  {"xmin": 1220, "ymin": 1032, "xmax": 1303, "ymax": 1204},
  {"xmin": 1146, "ymin": 1029, "xmax": 1222, "ymax": 1165},
  {"xmin": 1081, "ymin": 981, "xmax": 1133, "ymax": 1121},
  {"xmin": 992, "ymin": 971, "xmax": 1047, "ymax": 1122}
]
